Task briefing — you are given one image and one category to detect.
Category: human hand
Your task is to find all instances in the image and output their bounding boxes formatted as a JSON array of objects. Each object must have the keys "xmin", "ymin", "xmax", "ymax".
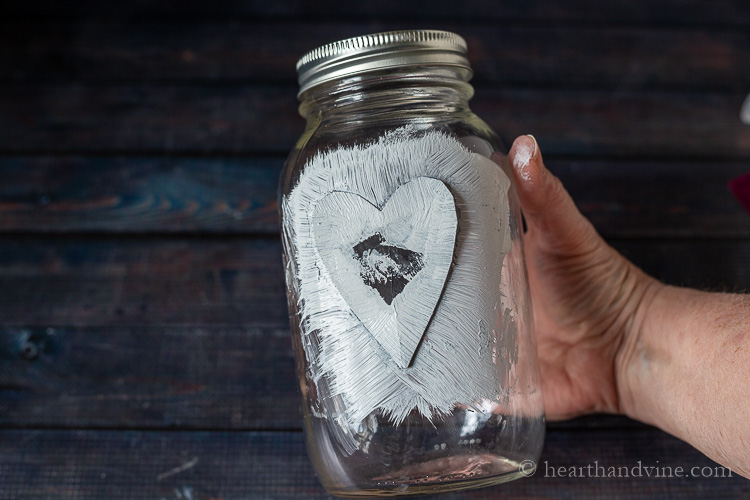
[
  {"xmin": 504, "ymin": 135, "xmax": 660, "ymax": 421},
  {"xmin": 501, "ymin": 136, "xmax": 750, "ymax": 476}
]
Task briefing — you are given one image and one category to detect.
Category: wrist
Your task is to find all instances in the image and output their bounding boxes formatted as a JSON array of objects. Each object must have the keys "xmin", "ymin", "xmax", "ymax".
[{"xmin": 614, "ymin": 270, "xmax": 667, "ymax": 423}]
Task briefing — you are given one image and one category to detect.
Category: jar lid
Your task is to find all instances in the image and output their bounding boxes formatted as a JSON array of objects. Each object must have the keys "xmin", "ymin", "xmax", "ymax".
[{"xmin": 296, "ymin": 30, "xmax": 471, "ymax": 96}]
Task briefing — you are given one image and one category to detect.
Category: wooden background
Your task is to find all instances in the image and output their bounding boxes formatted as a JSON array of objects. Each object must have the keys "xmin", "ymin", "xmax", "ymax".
[{"xmin": 1, "ymin": 1, "xmax": 750, "ymax": 498}]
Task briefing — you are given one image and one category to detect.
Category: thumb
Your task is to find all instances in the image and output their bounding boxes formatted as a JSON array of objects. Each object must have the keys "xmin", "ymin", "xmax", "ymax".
[{"xmin": 506, "ymin": 135, "xmax": 597, "ymax": 253}]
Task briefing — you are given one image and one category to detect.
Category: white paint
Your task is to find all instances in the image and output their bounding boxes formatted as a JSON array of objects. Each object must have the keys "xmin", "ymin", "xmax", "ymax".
[
  {"xmin": 312, "ymin": 178, "xmax": 457, "ymax": 368},
  {"xmin": 512, "ymin": 137, "xmax": 535, "ymax": 181},
  {"xmin": 282, "ymin": 127, "xmax": 515, "ymax": 453},
  {"xmin": 156, "ymin": 457, "xmax": 200, "ymax": 482}
]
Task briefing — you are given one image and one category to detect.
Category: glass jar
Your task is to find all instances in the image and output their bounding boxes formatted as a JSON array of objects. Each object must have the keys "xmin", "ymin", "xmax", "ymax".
[{"xmin": 279, "ymin": 30, "xmax": 545, "ymax": 497}]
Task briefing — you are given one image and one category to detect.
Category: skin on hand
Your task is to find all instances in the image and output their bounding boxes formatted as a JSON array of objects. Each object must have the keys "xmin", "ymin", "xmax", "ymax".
[
  {"xmin": 504, "ymin": 135, "xmax": 658, "ymax": 421},
  {"xmin": 504, "ymin": 135, "xmax": 750, "ymax": 478}
]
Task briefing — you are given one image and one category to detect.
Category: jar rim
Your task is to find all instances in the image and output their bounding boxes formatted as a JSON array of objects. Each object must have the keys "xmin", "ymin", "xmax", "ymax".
[{"xmin": 296, "ymin": 30, "xmax": 472, "ymax": 97}]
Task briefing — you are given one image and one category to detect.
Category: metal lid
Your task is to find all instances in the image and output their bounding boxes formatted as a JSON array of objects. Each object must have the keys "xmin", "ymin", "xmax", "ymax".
[{"xmin": 296, "ymin": 30, "xmax": 471, "ymax": 96}]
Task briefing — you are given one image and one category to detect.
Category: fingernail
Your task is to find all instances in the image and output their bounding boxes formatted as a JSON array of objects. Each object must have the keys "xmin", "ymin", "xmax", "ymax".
[
  {"xmin": 526, "ymin": 134, "xmax": 538, "ymax": 159},
  {"xmin": 512, "ymin": 136, "xmax": 536, "ymax": 182},
  {"xmin": 513, "ymin": 136, "xmax": 535, "ymax": 170}
]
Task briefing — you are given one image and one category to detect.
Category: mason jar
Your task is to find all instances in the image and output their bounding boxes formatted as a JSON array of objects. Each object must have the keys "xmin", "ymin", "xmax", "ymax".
[{"xmin": 279, "ymin": 30, "xmax": 545, "ymax": 497}]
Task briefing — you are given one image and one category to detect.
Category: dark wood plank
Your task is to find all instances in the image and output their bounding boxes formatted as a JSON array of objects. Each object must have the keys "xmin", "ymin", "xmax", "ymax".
[
  {"xmin": 0, "ymin": 325, "xmax": 686, "ymax": 431},
  {"xmin": 3, "ymin": 22, "xmax": 749, "ymax": 91},
  {"xmin": 615, "ymin": 239, "xmax": 750, "ymax": 292},
  {"xmin": 5, "ymin": 0, "xmax": 750, "ymax": 27},
  {"xmin": 0, "ymin": 238, "xmax": 747, "ymax": 430},
  {"xmin": 0, "ymin": 84, "xmax": 296, "ymax": 155},
  {"xmin": 0, "ymin": 238, "xmax": 746, "ymax": 328},
  {"xmin": 0, "ymin": 156, "xmax": 282, "ymax": 234},
  {"xmin": 0, "ymin": 237, "xmax": 288, "ymax": 327},
  {"xmin": 1, "ymin": 156, "xmax": 748, "ymax": 237},
  {"xmin": 0, "ymin": 325, "xmax": 300, "ymax": 430},
  {"xmin": 0, "ymin": 428, "xmax": 746, "ymax": 499},
  {"xmin": 475, "ymin": 90, "xmax": 750, "ymax": 160},
  {"xmin": 1, "ymin": 85, "xmax": 749, "ymax": 158},
  {"xmin": 558, "ymin": 160, "xmax": 750, "ymax": 239}
]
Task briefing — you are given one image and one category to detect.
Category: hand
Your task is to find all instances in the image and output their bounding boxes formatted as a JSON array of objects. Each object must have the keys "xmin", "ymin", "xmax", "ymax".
[
  {"xmin": 504, "ymin": 135, "xmax": 660, "ymax": 421},
  {"xmin": 502, "ymin": 136, "xmax": 750, "ymax": 477}
]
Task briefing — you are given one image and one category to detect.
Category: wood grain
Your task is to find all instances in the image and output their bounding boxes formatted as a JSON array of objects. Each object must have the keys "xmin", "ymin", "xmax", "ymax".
[
  {"xmin": 0, "ymin": 156, "xmax": 748, "ymax": 237},
  {"xmin": 0, "ymin": 156, "xmax": 282, "ymax": 234},
  {"xmin": 559, "ymin": 160, "xmax": 750, "ymax": 239},
  {"xmin": 0, "ymin": 323, "xmax": 718, "ymax": 431},
  {"xmin": 0, "ymin": 321, "xmax": 643, "ymax": 431},
  {"xmin": 0, "ymin": 325, "xmax": 299, "ymax": 430},
  {"xmin": 2, "ymin": 23, "xmax": 748, "ymax": 90},
  {"xmin": 0, "ymin": 237, "xmax": 746, "ymax": 328},
  {"xmin": 0, "ymin": 238, "xmax": 287, "ymax": 327},
  {"xmin": 0, "ymin": 238, "xmax": 747, "ymax": 430},
  {"xmin": 1, "ymin": 2, "xmax": 749, "ymax": 496},
  {"xmin": 1, "ymin": 85, "xmax": 749, "ymax": 157},
  {"xmin": 5, "ymin": 0, "xmax": 750, "ymax": 27},
  {"xmin": 0, "ymin": 428, "xmax": 746, "ymax": 499}
]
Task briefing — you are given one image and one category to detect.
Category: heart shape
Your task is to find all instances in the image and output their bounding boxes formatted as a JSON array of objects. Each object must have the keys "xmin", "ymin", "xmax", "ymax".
[{"xmin": 312, "ymin": 177, "xmax": 457, "ymax": 368}]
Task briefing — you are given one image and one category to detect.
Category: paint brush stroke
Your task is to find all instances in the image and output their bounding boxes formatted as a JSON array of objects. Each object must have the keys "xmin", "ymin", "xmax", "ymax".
[
  {"xmin": 282, "ymin": 127, "xmax": 515, "ymax": 452},
  {"xmin": 312, "ymin": 178, "xmax": 457, "ymax": 368}
]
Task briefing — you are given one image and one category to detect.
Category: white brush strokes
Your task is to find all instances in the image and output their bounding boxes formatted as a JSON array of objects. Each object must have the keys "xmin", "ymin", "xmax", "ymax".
[
  {"xmin": 282, "ymin": 127, "xmax": 514, "ymax": 453},
  {"xmin": 312, "ymin": 178, "xmax": 457, "ymax": 368}
]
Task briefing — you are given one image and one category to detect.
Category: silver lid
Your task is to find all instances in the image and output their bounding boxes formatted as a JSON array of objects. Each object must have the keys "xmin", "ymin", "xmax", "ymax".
[{"xmin": 296, "ymin": 30, "xmax": 471, "ymax": 96}]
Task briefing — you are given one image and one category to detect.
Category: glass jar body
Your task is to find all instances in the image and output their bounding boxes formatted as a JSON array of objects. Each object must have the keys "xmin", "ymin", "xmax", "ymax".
[{"xmin": 279, "ymin": 72, "xmax": 545, "ymax": 497}]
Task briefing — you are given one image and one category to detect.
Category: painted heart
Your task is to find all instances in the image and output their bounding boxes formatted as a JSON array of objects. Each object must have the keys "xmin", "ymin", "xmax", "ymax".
[{"xmin": 312, "ymin": 177, "xmax": 457, "ymax": 368}]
